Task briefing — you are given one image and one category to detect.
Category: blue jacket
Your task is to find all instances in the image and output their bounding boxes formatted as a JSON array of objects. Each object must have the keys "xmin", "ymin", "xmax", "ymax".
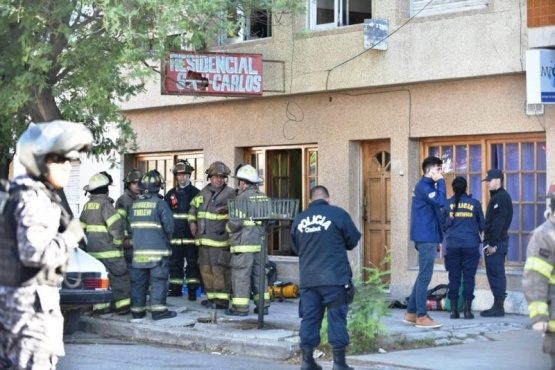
[
  {"xmin": 410, "ymin": 177, "xmax": 446, "ymax": 243},
  {"xmin": 291, "ymin": 199, "xmax": 361, "ymax": 288},
  {"xmin": 443, "ymin": 194, "xmax": 485, "ymax": 248}
]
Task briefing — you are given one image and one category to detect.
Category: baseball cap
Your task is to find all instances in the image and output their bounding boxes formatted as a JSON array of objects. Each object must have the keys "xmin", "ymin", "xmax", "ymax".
[{"xmin": 482, "ymin": 169, "xmax": 504, "ymax": 182}]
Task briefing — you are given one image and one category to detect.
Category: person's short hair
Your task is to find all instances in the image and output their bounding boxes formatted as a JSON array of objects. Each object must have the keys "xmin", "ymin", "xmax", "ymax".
[
  {"xmin": 421, "ymin": 156, "xmax": 443, "ymax": 173},
  {"xmin": 310, "ymin": 185, "xmax": 329, "ymax": 201}
]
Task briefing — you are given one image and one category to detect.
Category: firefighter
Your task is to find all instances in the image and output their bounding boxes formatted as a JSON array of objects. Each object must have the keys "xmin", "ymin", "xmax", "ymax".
[
  {"xmin": 80, "ymin": 172, "xmax": 131, "ymax": 315},
  {"xmin": 0, "ymin": 121, "xmax": 92, "ymax": 369},
  {"xmin": 164, "ymin": 160, "xmax": 201, "ymax": 299},
  {"xmin": 115, "ymin": 168, "xmax": 143, "ymax": 268},
  {"xmin": 523, "ymin": 180, "xmax": 555, "ymax": 368},
  {"xmin": 129, "ymin": 170, "xmax": 176, "ymax": 320},
  {"xmin": 189, "ymin": 161, "xmax": 236, "ymax": 309},
  {"xmin": 225, "ymin": 165, "xmax": 271, "ymax": 316}
]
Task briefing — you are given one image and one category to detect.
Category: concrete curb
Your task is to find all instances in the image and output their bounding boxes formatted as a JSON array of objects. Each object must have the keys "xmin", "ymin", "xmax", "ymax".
[{"xmin": 79, "ymin": 316, "xmax": 300, "ymax": 360}]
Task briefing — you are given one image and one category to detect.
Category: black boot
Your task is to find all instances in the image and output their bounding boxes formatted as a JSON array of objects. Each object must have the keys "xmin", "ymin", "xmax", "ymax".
[
  {"xmin": 152, "ymin": 310, "xmax": 177, "ymax": 321},
  {"xmin": 463, "ymin": 300, "xmax": 474, "ymax": 319},
  {"xmin": 480, "ymin": 298, "xmax": 505, "ymax": 317},
  {"xmin": 168, "ymin": 287, "xmax": 183, "ymax": 297},
  {"xmin": 332, "ymin": 348, "xmax": 354, "ymax": 370},
  {"xmin": 188, "ymin": 287, "xmax": 198, "ymax": 301},
  {"xmin": 300, "ymin": 348, "xmax": 322, "ymax": 370},
  {"xmin": 450, "ymin": 299, "xmax": 460, "ymax": 319}
]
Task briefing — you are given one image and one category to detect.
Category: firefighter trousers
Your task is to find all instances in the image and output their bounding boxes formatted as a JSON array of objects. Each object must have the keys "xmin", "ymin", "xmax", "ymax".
[
  {"xmin": 97, "ymin": 257, "xmax": 131, "ymax": 312},
  {"xmin": 130, "ymin": 257, "xmax": 171, "ymax": 317},
  {"xmin": 230, "ymin": 252, "xmax": 270, "ymax": 313},
  {"xmin": 169, "ymin": 244, "xmax": 201, "ymax": 293},
  {"xmin": 198, "ymin": 246, "xmax": 231, "ymax": 307}
]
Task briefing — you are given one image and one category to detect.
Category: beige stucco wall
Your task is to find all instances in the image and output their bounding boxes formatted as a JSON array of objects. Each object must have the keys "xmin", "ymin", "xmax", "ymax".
[{"xmin": 126, "ymin": 72, "xmax": 549, "ymax": 313}]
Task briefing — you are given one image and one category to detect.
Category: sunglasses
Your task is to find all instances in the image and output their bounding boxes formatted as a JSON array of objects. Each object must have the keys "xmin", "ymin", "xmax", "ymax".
[{"xmin": 47, "ymin": 154, "xmax": 71, "ymax": 164}]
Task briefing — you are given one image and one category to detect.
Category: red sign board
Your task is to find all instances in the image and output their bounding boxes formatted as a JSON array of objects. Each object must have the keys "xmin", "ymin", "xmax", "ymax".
[{"xmin": 164, "ymin": 52, "xmax": 263, "ymax": 96}]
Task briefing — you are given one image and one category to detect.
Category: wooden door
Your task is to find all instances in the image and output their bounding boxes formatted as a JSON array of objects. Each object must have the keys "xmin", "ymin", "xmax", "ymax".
[{"xmin": 362, "ymin": 141, "xmax": 391, "ymax": 282}]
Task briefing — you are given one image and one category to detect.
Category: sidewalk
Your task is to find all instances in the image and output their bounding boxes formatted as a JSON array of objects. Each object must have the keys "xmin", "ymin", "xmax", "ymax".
[{"xmin": 76, "ymin": 295, "xmax": 551, "ymax": 369}]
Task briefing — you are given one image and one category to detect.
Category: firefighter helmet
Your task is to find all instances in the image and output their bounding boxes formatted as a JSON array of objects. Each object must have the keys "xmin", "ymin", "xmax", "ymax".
[
  {"xmin": 172, "ymin": 160, "xmax": 194, "ymax": 175},
  {"xmin": 17, "ymin": 120, "xmax": 93, "ymax": 178},
  {"xmin": 124, "ymin": 168, "xmax": 143, "ymax": 184},
  {"xmin": 233, "ymin": 164, "xmax": 263, "ymax": 184},
  {"xmin": 205, "ymin": 161, "xmax": 231, "ymax": 178},
  {"xmin": 83, "ymin": 172, "xmax": 112, "ymax": 192},
  {"xmin": 140, "ymin": 170, "xmax": 164, "ymax": 193}
]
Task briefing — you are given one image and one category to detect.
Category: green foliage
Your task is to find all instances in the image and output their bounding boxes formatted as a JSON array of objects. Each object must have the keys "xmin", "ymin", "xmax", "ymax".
[
  {"xmin": 0, "ymin": 0, "xmax": 305, "ymax": 176},
  {"xmin": 320, "ymin": 250, "xmax": 391, "ymax": 354}
]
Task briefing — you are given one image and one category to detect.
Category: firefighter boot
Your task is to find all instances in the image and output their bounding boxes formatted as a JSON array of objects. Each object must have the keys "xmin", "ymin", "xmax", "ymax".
[
  {"xmin": 450, "ymin": 299, "xmax": 460, "ymax": 319},
  {"xmin": 168, "ymin": 286, "xmax": 183, "ymax": 297},
  {"xmin": 463, "ymin": 300, "xmax": 474, "ymax": 319},
  {"xmin": 332, "ymin": 348, "xmax": 354, "ymax": 370},
  {"xmin": 480, "ymin": 297, "xmax": 505, "ymax": 317},
  {"xmin": 152, "ymin": 310, "xmax": 177, "ymax": 321},
  {"xmin": 188, "ymin": 287, "xmax": 198, "ymax": 301},
  {"xmin": 300, "ymin": 348, "xmax": 322, "ymax": 370}
]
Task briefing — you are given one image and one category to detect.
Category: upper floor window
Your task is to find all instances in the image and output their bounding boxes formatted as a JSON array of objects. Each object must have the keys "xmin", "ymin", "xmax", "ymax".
[
  {"xmin": 308, "ymin": 0, "xmax": 371, "ymax": 31},
  {"xmin": 218, "ymin": 8, "xmax": 271, "ymax": 45},
  {"xmin": 411, "ymin": 0, "xmax": 489, "ymax": 18}
]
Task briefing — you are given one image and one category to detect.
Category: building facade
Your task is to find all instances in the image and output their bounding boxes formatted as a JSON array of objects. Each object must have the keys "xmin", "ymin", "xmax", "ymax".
[{"xmin": 121, "ymin": 0, "xmax": 555, "ymax": 314}]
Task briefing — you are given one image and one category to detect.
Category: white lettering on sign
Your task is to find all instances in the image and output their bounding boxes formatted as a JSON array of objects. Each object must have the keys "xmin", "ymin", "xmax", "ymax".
[{"xmin": 297, "ymin": 215, "xmax": 332, "ymax": 233}]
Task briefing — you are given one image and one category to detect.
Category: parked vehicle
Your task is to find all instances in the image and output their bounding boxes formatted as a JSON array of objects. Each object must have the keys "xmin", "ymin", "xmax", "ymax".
[{"xmin": 59, "ymin": 247, "xmax": 112, "ymax": 334}]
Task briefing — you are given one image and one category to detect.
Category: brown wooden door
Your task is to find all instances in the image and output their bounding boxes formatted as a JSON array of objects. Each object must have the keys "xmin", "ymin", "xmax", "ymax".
[{"xmin": 362, "ymin": 141, "xmax": 391, "ymax": 282}]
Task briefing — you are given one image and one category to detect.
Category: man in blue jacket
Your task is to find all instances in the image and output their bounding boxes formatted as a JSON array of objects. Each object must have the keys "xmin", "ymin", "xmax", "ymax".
[
  {"xmin": 291, "ymin": 186, "xmax": 361, "ymax": 370},
  {"xmin": 404, "ymin": 156, "xmax": 446, "ymax": 329}
]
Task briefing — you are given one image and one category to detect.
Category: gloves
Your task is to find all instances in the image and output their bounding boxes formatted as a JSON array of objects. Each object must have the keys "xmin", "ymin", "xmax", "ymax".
[
  {"xmin": 63, "ymin": 218, "xmax": 85, "ymax": 247},
  {"xmin": 215, "ymin": 206, "xmax": 228, "ymax": 214},
  {"xmin": 533, "ymin": 321, "xmax": 548, "ymax": 332}
]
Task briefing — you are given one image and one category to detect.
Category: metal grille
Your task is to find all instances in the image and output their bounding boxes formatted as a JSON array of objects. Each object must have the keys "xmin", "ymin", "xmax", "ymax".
[{"xmin": 228, "ymin": 198, "xmax": 299, "ymax": 221}]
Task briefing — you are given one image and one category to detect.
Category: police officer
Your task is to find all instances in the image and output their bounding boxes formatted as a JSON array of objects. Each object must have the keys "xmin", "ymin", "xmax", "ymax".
[
  {"xmin": 443, "ymin": 177, "xmax": 485, "ymax": 319},
  {"xmin": 291, "ymin": 185, "xmax": 361, "ymax": 370},
  {"xmin": 164, "ymin": 160, "xmax": 201, "ymax": 300},
  {"xmin": 523, "ymin": 180, "xmax": 555, "ymax": 369},
  {"xmin": 129, "ymin": 170, "xmax": 176, "ymax": 320},
  {"xmin": 0, "ymin": 121, "xmax": 92, "ymax": 369},
  {"xmin": 80, "ymin": 171, "xmax": 131, "ymax": 315},
  {"xmin": 115, "ymin": 168, "xmax": 143, "ymax": 268},
  {"xmin": 480, "ymin": 169, "xmax": 513, "ymax": 317},
  {"xmin": 189, "ymin": 161, "xmax": 235, "ymax": 309},
  {"xmin": 225, "ymin": 165, "xmax": 271, "ymax": 317}
]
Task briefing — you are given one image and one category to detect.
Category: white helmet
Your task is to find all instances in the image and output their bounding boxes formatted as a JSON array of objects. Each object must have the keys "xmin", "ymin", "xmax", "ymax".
[
  {"xmin": 84, "ymin": 172, "xmax": 111, "ymax": 192},
  {"xmin": 233, "ymin": 164, "xmax": 263, "ymax": 184},
  {"xmin": 17, "ymin": 120, "xmax": 93, "ymax": 178}
]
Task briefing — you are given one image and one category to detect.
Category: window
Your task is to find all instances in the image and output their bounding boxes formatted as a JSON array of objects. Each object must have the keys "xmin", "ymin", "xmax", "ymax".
[
  {"xmin": 244, "ymin": 145, "xmax": 318, "ymax": 256},
  {"xmin": 308, "ymin": 0, "xmax": 372, "ymax": 31},
  {"xmin": 411, "ymin": 0, "xmax": 489, "ymax": 18},
  {"xmin": 422, "ymin": 134, "xmax": 546, "ymax": 266},
  {"xmin": 218, "ymin": 8, "xmax": 271, "ymax": 45},
  {"xmin": 133, "ymin": 152, "xmax": 204, "ymax": 196}
]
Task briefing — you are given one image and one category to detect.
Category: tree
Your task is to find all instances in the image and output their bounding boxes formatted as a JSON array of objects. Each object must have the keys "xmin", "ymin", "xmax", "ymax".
[{"xmin": 0, "ymin": 0, "xmax": 304, "ymax": 179}]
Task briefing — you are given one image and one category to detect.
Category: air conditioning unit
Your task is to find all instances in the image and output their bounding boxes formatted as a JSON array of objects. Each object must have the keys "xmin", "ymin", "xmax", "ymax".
[{"xmin": 525, "ymin": 102, "xmax": 544, "ymax": 116}]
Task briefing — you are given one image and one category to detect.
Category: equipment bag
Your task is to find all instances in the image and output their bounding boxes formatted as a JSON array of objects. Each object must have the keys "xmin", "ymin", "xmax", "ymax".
[
  {"xmin": 268, "ymin": 281, "xmax": 299, "ymax": 302},
  {"xmin": 265, "ymin": 260, "xmax": 277, "ymax": 286},
  {"xmin": 426, "ymin": 284, "xmax": 448, "ymax": 311}
]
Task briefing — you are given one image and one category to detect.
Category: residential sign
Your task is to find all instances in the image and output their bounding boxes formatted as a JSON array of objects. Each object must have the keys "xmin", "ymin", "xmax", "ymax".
[
  {"xmin": 526, "ymin": 49, "xmax": 555, "ymax": 104},
  {"xmin": 164, "ymin": 52, "xmax": 263, "ymax": 96}
]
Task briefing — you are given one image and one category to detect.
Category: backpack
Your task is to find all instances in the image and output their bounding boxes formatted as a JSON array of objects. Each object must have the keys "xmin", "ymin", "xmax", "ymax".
[{"xmin": 265, "ymin": 260, "xmax": 277, "ymax": 286}]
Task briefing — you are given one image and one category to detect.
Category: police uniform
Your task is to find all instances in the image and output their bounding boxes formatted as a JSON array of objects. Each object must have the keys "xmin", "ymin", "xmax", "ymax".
[
  {"xmin": 80, "ymin": 193, "xmax": 131, "ymax": 314},
  {"xmin": 226, "ymin": 185, "xmax": 270, "ymax": 315},
  {"xmin": 164, "ymin": 182, "xmax": 200, "ymax": 298},
  {"xmin": 129, "ymin": 188, "xmax": 175, "ymax": 319}
]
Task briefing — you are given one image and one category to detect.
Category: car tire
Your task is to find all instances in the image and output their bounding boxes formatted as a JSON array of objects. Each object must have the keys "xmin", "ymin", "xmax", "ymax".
[{"xmin": 63, "ymin": 309, "xmax": 82, "ymax": 335}]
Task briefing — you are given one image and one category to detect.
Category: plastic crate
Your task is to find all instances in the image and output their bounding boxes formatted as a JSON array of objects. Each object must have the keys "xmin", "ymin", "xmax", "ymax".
[{"xmin": 227, "ymin": 198, "xmax": 299, "ymax": 221}]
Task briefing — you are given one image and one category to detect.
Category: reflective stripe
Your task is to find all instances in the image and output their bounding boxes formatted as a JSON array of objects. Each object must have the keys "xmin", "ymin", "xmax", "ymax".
[
  {"xmin": 524, "ymin": 257, "xmax": 553, "ymax": 279},
  {"xmin": 169, "ymin": 278, "xmax": 184, "ymax": 285},
  {"xmin": 88, "ymin": 250, "xmax": 124, "ymax": 259},
  {"xmin": 206, "ymin": 292, "xmax": 230, "ymax": 300},
  {"xmin": 113, "ymin": 238, "xmax": 123, "ymax": 246},
  {"xmin": 130, "ymin": 222, "xmax": 162, "ymax": 229},
  {"xmin": 86, "ymin": 224, "xmax": 109, "ymax": 233},
  {"xmin": 230, "ymin": 245, "xmax": 261, "ymax": 253},
  {"xmin": 529, "ymin": 301, "xmax": 549, "ymax": 318},
  {"xmin": 134, "ymin": 249, "xmax": 172, "ymax": 263},
  {"xmin": 196, "ymin": 238, "xmax": 230, "ymax": 247},
  {"xmin": 185, "ymin": 278, "xmax": 201, "ymax": 284},
  {"xmin": 197, "ymin": 211, "xmax": 229, "ymax": 221},
  {"xmin": 117, "ymin": 209, "xmax": 127, "ymax": 217},
  {"xmin": 253, "ymin": 292, "xmax": 271, "ymax": 301},
  {"xmin": 232, "ymin": 297, "xmax": 250, "ymax": 306},
  {"xmin": 243, "ymin": 220, "xmax": 261, "ymax": 226},
  {"xmin": 131, "ymin": 306, "xmax": 146, "ymax": 313},
  {"xmin": 190, "ymin": 216, "xmax": 197, "ymax": 222},
  {"xmin": 80, "ymin": 222, "xmax": 87, "ymax": 229},
  {"xmin": 548, "ymin": 320, "xmax": 555, "ymax": 332},
  {"xmin": 170, "ymin": 238, "xmax": 196, "ymax": 246},
  {"xmin": 150, "ymin": 304, "xmax": 167, "ymax": 312},
  {"xmin": 174, "ymin": 213, "xmax": 194, "ymax": 220},
  {"xmin": 115, "ymin": 298, "xmax": 131, "ymax": 309},
  {"xmin": 106, "ymin": 213, "xmax": 121, "ymax": 228},
  {"xmin": 191, "ymin": 196, "xmax": 204, "ymax": 208},
  {"xmin": 94, "ymin": 302, "xmax": 111, "ymax": 310}
]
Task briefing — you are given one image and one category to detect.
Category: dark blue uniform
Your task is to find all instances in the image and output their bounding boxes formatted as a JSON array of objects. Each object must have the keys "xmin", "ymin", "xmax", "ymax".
[
  {"xmin": 443, "ymin": 194, "xmax": 485, "ymax": 301},
  {"xmin": 483, "ymin": 187, "xmax": 513, "ymax": 299},
  {"xmin": 291, "ymin": 199, "xmax": 361, "ymax": 351}
]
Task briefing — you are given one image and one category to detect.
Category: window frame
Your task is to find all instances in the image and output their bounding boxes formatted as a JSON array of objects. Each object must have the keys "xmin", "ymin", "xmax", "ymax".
[{"xmin": 307, "ymin": 0, "xmax": 372, "ymax": 31}]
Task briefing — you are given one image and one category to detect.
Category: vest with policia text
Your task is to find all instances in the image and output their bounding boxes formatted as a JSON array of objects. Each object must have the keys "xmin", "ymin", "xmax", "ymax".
[{"xmin": 130, "ymin": 193, "xmax": 174, "ymax": 267}]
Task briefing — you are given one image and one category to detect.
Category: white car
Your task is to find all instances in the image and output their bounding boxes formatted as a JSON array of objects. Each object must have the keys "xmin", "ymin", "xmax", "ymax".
[{"xmin": 59, "ymin": 247, "xmax": 112, "ymax": 334}]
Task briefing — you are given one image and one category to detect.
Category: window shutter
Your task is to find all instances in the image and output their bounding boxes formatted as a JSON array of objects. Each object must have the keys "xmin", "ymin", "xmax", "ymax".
[
  {"xmin": 412, "ymin": 0, "xmax": 489, "ymax": 17},
  {"xmin": 64, "ymin": 161, "xmax": 82, "ymax": 217}
]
